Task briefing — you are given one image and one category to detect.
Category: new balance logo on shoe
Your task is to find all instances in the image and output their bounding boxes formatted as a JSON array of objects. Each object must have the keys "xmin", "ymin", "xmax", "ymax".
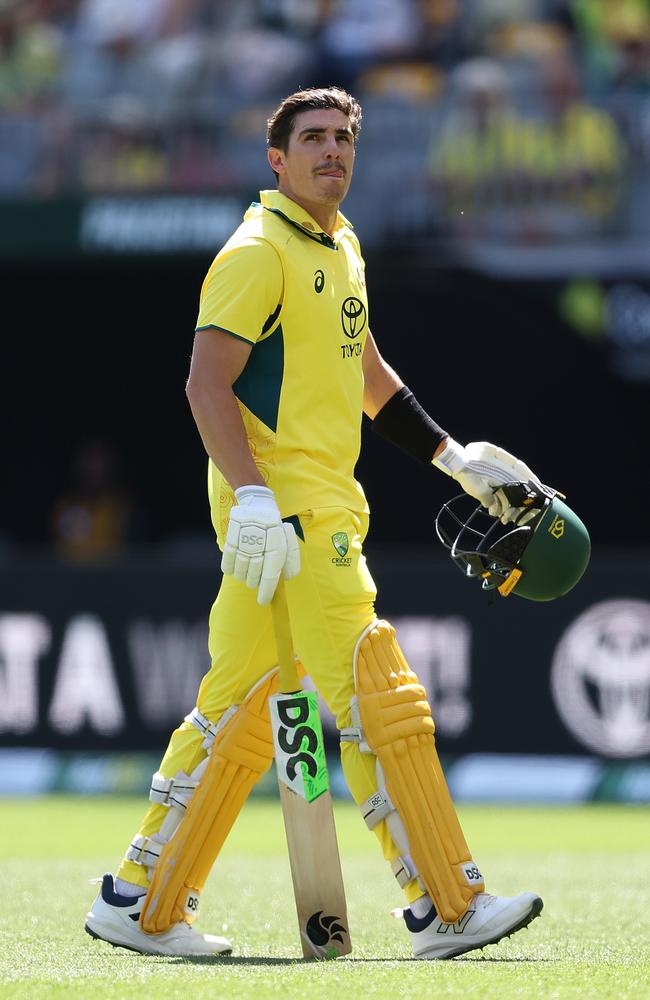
[{"xmin": 436, "ymin": 910, "xmax": 475, "ymax": 935}]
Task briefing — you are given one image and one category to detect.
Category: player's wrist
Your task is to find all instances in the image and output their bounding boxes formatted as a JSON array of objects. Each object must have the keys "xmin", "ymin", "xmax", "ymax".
[
  {"xmin": 234, "ymin": 485, "xmax": 280, "ymax": 516},
  {"xmin": 372, "ymin": 386, "xmax": 448, "ymax": 464},
  {"xmin": 431, "ymin": 437, "xmax": 467, "ymax": 477}
]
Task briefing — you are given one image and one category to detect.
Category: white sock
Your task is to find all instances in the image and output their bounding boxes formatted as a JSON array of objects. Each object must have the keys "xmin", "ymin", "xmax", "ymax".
[
  {"xmin": 410, "ymin": 893, "xmax": 433, "ymax": 918},
  {"xmin": 114, "ymin": 877, "xmax": 147, "ymax": 898}
]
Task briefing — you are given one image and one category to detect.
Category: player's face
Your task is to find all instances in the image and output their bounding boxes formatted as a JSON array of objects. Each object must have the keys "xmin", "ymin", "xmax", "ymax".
[{"xmin": 269, "ymin": 108, "xmax": 355, "ymax": 211}]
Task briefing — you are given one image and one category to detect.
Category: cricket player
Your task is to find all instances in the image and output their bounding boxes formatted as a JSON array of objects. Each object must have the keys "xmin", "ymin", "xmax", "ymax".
[{"xmin": 86, "ymin": 87, "xmax": 544, "ymax": 960}]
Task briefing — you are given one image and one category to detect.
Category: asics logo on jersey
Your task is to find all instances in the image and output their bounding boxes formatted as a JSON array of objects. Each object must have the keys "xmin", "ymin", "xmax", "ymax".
[{"xmin": 341, "ymin": 297, "xmax": 367, "ymax": 339}]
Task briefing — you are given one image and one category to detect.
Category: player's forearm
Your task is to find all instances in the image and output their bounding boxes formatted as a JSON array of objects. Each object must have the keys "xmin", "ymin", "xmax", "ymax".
[
  {"xmin": 186, "ymin": 382, "xmax": 265, "ymax": 490},
  {"xmin": 363, "ymin": 333, "xmax": 447, "ymax": 459},
  {"xmin": 363, "ymin": 359, "xmax": 403, "ymax": 419},
  {"xmin": 362, "ymin": 332, "xmax": 404, "ymax": 418}
]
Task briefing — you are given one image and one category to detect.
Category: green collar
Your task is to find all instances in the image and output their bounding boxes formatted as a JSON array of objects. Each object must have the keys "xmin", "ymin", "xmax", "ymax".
[{"xmin": 250, "ymin": 190, "xmax": 353, "ymax": 250}]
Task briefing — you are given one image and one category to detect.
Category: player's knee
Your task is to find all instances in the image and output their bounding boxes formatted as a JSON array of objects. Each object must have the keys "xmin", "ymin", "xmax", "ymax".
[{"xmin": 340, "ymin": 619, "xmax": 434, "ymax": 753}]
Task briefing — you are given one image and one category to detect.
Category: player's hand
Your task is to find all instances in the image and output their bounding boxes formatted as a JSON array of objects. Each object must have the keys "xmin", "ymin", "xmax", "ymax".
[
  {"xmin": 221, "ymin": 485, "xmax": 300, "ymax": 604},
  {"xmin": 433, "ymin": 439, "xmax": 543, "ymax": 525}
]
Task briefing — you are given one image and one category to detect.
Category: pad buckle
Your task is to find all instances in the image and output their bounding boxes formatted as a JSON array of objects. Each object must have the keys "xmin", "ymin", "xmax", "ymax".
[
  {"xmin": 339, "ymin": 696, "xmax": 371, "ymax": 752},
  {"xmin": 186, "ymin": 706, "xmax": 218, "ymax": 748},
  {"xmin": 361, "ymin": 789, "xmax": 393, "ymax": 830},
  {"xmin": 391, "ymin": 853, "xmax": 418, "ymax": 888},
  {"xmin": 126, "ymin": 833, "xmax": 163, "ymax": 869},
  {"xmin": 186, "ymin": 704, "xmax": 239, "ymax": 749},
  {"xmin": 149, "ymin": 771, "xmax": 199, "ymax": 810}
]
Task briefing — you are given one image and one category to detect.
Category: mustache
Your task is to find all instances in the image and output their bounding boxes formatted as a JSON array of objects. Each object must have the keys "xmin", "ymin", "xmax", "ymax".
[{"xmin": 314, "ymin": 162, "xmax": 346, "ymax": 174}]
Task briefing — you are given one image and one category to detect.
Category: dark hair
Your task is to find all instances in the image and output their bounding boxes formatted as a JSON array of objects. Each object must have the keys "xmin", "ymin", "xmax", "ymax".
[{"xmin": 266, "ymin": 87, "xmax": 362, "ymax": 177}]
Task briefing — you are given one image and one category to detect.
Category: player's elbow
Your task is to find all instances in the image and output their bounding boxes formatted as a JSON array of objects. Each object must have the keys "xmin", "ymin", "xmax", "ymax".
[
  {"xmin": 185, "ymin": 369, "xmax": 208, "ymax": 416},
  {"xmin": 185, "ymin": 369, "xmax": 232, "ymax": 422},
  {"xmin": 185, "ymin": 371, "xmax": 198, "ymax": 405},
  {"xmin": 185, "ymin": 364, "xmax": 216, "ymax": 404}
]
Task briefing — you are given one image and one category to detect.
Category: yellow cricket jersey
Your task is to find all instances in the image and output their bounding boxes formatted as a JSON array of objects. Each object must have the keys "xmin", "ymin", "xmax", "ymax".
[{"xmin": 195, "ymin": 189, "xmax": 370, "ymax": 544}]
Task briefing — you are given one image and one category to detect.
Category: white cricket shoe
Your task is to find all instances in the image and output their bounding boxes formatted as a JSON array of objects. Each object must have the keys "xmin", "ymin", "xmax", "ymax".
[
  {"xmin": 404, "ymin": 891, "xmax": 543, "ymax": 960},
  {"xmin": 85, "ymin": 874, "xmax": 232, "ymax": 957}
]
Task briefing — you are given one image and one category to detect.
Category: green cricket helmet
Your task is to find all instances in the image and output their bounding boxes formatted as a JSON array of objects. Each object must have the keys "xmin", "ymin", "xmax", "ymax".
[{"xmin": 435, "ymin": 482, "xmax": 591, "ymax": 601}]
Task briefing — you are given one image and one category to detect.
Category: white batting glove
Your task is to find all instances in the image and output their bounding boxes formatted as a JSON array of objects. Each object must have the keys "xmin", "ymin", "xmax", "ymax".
[
  {"xmin": 433, "ymin": 439, "xmax": 543, "ymax": 525},
  {"xmin": 221, "ymin": 485, "xmax": 300, "ymax": 605}
]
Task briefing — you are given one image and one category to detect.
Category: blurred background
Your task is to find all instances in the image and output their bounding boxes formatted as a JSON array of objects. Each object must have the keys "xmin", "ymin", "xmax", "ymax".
[{"xmin": 1, "ymin": 0, "xmax": 649, "ymax": 803}]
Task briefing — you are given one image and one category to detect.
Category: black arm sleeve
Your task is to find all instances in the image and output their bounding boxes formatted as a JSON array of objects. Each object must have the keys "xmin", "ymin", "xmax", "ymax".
[{"xmin": 371, "ymin": 386, "xmax": 448, "ymax": 464}]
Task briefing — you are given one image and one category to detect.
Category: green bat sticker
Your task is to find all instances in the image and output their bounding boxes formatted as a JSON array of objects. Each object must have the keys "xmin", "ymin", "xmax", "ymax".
[{"xmin": 270, "ymin": 690, "xmax": 329, "ymax": 802}]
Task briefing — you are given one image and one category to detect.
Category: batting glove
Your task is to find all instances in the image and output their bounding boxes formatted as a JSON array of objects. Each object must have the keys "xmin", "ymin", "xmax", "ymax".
[
  {"xmin": 221, "ymin": 485, "xmax": 301, "ymax": 605},
  {"xmin": 433, "ymin": 439, "xmax": 543, "ymax": 525}
]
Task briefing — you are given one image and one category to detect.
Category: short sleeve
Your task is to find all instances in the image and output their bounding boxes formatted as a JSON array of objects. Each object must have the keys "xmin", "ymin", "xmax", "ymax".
[{"xmin": 195, "ymin": 238, "xmax": 283, "ymax": 345}]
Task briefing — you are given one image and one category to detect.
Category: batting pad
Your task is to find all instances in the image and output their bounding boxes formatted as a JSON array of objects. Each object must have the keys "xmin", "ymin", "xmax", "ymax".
[
  {"xmin": 355, "ymin": 621, "xmax": 485, "ymax": 923},
  {"xmin": 140, "ymin": 668, "xmax": 279, "ymax": 934}
]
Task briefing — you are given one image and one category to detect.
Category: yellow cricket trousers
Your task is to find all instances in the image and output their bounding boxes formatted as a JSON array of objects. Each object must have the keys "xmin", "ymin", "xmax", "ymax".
[{"xmin": 118, "ymin": 507, "xmax": 417, "ymax": 898}]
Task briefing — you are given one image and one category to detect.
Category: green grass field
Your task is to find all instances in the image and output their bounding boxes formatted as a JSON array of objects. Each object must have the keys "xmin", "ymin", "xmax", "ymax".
[{"xmin": 2, "ymin": 798, "xmax": 649, "ymax": 999}]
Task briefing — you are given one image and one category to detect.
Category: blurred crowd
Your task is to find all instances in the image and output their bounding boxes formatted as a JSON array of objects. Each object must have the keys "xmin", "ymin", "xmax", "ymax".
[
  {"xmin": 50, "ymin": 438, "xmax": 144, "ymax": 561},
  {"xmin": 0, "ymin": 0, "xmax": 649, "ymax": 238}
]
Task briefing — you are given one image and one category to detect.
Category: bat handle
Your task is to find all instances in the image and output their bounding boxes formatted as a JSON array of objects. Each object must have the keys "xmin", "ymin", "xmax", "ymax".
[{"xmin": 271, "ymin": 579, "xmax": 301, "ymax": 694}]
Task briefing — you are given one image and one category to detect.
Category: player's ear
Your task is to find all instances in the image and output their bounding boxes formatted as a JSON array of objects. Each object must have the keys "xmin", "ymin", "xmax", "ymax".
[{"xmin": 268, "ymin": 147, "xmax": 286, "ymax": 176}]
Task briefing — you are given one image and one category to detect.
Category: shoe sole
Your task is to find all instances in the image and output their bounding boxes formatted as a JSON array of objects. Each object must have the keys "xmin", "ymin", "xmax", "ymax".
[
  {"xmin": 85, "ymin": 922, "xmax": 232, "ymax": 958},
  {"xmin": 416, "ymin": 896, "xmax": 544, "ymax": 961},
  {"xmin": 85, "ymin": 921, "xmax": 154, "ymax": 955}
]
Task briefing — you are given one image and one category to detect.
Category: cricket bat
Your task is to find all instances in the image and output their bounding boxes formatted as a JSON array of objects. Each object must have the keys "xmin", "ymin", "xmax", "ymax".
[{"xmin": 269, "ymin": 578, "xmax": 351, "ymax": 959}]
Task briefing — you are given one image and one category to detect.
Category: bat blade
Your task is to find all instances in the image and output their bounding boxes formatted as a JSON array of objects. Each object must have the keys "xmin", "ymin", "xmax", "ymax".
[
  {"xmin": 270, "ymin": 688, "xmax": 351, "ymax": 959},
  {"xmin": 278, "ymin": 781, "xmax": 351, "ymax": 959}
]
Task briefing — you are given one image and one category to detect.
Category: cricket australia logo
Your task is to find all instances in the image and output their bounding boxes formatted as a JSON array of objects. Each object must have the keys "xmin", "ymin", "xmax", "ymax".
[
  {"xmin": 551, "ymin": 599, "xmax": 650, "ymax": 757},
  {"xmin": 331, "ymin": 532, "xmax": 351, "ymax": 566},
  {"xmin": 340, "ymin": 296, "xmax": 367, "ymax": 339},
  {"xmin": 332, "ymin": 532, "xmax": 349, "ymax": 557}
]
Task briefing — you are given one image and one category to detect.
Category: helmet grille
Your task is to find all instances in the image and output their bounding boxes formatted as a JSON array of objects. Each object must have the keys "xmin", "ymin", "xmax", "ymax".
[
  {"xmin": 436, "ymin": 494, "xmax": 534, "ymax": 586},
  {"xmin": 486, "ymin": 527, "xmax": 533, "ymax": 567}
]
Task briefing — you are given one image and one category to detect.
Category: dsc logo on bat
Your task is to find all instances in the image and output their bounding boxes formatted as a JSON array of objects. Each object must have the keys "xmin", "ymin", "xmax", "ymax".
[
  {"xmin": 270, "ymin": 689, "xmax": 329, "ymax": 802},
  {"xmin": 276, "ymin": 695, "xmax": 318, "ymax": 780}
]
